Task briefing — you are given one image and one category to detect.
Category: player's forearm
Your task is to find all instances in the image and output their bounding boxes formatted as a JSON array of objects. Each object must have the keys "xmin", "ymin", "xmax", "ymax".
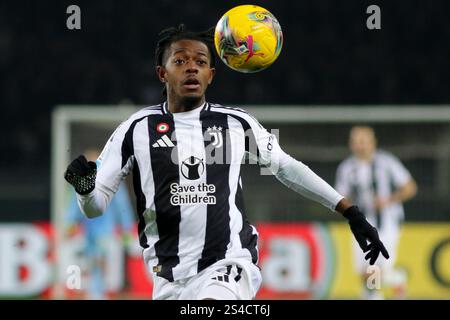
[
  {"xmin": 76, "ymin": 185, "xmax": 112, "ymax": 218},
  {"xmin": 389, "ymin": 180, "xmax": 418, "ymax": 204},
  {"xmin": 335, "ymin": 198, "xmax": 353, "ymax": 214},
  {"xmin": 275, "ymin": 155, "xmax": 344, "ymax": 211}
]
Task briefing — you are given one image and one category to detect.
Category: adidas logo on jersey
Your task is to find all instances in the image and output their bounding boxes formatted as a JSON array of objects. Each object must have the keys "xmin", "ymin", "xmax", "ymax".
[{"xmin": 152, "ymin": 135, "xmax": 175, "ymax": 148}]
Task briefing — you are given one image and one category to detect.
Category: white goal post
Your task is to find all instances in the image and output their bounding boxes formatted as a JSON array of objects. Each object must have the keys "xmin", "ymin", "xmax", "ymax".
[{"xmin": 50, "ymin": 104, "xmax": 450, "ymax": 298}]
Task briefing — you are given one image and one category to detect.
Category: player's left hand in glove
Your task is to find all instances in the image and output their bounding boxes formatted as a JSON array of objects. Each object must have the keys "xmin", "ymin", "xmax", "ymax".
[
  {"xmin": 343, "ymin": 205, "xmax": 390, "ymax": 265},
  {"xmin": 64, "ymin": 155, "xmax": 97, "ymax": 195}
]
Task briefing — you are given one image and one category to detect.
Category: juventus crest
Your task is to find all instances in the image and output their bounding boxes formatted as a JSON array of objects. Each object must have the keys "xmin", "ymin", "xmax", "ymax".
[{"xmin": 207, "ymin": 126, "xmax": 223, "ymax": 148}]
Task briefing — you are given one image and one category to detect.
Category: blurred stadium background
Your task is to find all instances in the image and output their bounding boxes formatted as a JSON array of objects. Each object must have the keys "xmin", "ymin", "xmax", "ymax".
[{"xmin": 0, "ymin": 0, "xmax": 449, "ymax": 299}]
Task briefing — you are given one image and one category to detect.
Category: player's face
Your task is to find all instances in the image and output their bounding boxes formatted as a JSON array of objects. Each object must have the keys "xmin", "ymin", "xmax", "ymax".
[
  {"xmin": 349, "ymin": 127, "xmax": 376, "ymax": 159},
  {"xmin": 157, "ymin": 39, "xmax": 215, "ymax": 102}
]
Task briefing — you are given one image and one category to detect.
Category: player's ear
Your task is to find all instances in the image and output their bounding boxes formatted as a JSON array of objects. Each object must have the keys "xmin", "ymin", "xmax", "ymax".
[
  {"xmin": 156, "ymin": 66, "xmax": 167, "ymax": 83},
  {"xmin": 207, "ymin": 67, "xmax": 216, "ymax": 85}
]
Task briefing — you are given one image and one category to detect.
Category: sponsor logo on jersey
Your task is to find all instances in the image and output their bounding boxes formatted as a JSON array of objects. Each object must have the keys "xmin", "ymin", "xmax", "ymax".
[
  {"xmin": 181, "ymin": 156, "xmax": 204, "ymax": 180},
  {"xmin": 152, "ymin": 134, "xmax": 174, "ymax": 148},
  {"xmin": 169, "ymin": 182, "xmax": 216, "ymax": 205}
]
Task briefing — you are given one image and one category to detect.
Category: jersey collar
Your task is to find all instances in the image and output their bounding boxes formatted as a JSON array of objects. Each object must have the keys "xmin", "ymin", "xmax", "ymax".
[{"xmin": 162, "ymin": 101, "xmax": 208, "ymax": 115}]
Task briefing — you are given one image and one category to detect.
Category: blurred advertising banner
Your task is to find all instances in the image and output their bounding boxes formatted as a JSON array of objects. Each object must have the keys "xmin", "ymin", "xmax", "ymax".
[
  {"xmin": 0, "ymin": 222, "xmax": 152, "ymax": 299},
  {"xmin": 327, "ymin": 223, "xmax": 450, "ymax": 299},
  {"xmin": 0, "ymin": 222, "xmax": 448, "ymax": 299}
]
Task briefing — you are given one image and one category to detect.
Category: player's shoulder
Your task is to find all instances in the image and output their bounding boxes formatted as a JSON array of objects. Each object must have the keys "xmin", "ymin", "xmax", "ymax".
[
  {"xmin": 338, "ymin": 156, "xmax": 357, "ymax": 171},
  {"xmin": 208, "ymin": 102, "xmax": 262, "ymax": 127},
  {"xmin": 129, "ymin": 104, "xmax": 164, "ymax": 120},
  {"xmin": 376, "ymin": 149, "xmax": 400, "ymax": 163},
  {"xmin": 109, "ymin": 104, "xmax": 164, "ymax": 139},
  {"xmin": 208, "ymin": 102, "xmax": 250, "ymax": 115},
  {"xmin": 120, "ymin": 104, "xmax": 164, "ymax": 126}
]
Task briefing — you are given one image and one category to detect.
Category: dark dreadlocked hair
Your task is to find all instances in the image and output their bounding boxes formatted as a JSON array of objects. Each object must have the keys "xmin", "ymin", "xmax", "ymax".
[
  {"xmin": 155, "ymin": 24, "xmax": 216, "ymax": 69},
  {"xmin": 155, "ymin": 24, "xmax": 216, "ymax": 97},
  {"xmin": 154, "ymin": 24, "xmax": 216, "ymax": 97}
]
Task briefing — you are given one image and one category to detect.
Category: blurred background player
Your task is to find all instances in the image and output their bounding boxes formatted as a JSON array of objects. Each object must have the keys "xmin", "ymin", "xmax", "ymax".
[
  {"xmin": 335, "ymin": 126, "xmax": 417, "ymax": 299},
  {"xmin": 65, "ymin": 148, "xmax": 135, "ymax": 299}
]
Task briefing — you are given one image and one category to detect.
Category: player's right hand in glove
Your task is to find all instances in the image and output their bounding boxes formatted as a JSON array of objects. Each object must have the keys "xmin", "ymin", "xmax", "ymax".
[
  {"xmin": 343, "ymin": 205, "xmax": 390, "ymax": 265},
  {"xmin": 64, "ymin": 155, "xmax": 97, "ymax": 195}
]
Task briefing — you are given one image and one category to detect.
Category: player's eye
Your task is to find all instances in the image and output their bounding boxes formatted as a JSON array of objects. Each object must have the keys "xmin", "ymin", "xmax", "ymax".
[
  {"xmin": 197, "ymin": 60, "xmax": 207, "ymax": 65},
  {"xmin": 174, "ymin": 59, "xmax": 185, "ymax": 65}
]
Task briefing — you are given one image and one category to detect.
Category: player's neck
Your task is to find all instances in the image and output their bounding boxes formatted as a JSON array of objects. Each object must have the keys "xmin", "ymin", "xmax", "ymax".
[
  {"xmin": 356, "ymin": 152, "xmax": 375, "ymax": 162},
  {"xmin": 167, "ymin": 95, "xmax": 205, "ymax": 113}
]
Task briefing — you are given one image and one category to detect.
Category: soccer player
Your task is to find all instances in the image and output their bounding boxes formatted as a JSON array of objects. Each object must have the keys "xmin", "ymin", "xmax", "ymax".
[
  {"xmin": 64, "ymin": 25, "xmax": 389, "ymax": 300},
  {"xmin": 335, "ymin": 126, "xmax": 417, "ymax": 299}
]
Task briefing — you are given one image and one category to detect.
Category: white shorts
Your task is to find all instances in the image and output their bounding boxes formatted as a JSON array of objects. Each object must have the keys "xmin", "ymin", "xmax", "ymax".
[{"xmin": 152, "ymin": 258, "xmax": 262, "ymax": 300}]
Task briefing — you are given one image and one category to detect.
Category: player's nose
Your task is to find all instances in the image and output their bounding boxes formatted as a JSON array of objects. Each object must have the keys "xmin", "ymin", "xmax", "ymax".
[{"xmin": 185, "ymin": 59, "xmax": 199, "ymax": 73}]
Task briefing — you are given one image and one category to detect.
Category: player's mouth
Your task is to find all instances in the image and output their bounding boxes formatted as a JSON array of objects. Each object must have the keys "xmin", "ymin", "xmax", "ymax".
[{"xmin": 182, "ymin": 78, "xmax": 201, "ymax": 90}]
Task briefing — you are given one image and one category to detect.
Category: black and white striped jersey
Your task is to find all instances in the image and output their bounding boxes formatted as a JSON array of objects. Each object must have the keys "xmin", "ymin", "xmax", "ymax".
[
  {"xmin": 335, "ymin": 151, "xmax": 412, "ymax": 229},
  {"xmin": 77, "ymin": 102, "xmax": 343, "ymax": 282}
]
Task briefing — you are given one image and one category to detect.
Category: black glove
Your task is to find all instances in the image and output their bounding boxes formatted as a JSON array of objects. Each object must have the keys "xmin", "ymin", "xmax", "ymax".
[
  {"xmin": 343, "ymin": 205, "xmax": 390, "ymax": 265},
  {"xmin": 64, "ymin": 155, "xmax": 97, "ymax": 195}
]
